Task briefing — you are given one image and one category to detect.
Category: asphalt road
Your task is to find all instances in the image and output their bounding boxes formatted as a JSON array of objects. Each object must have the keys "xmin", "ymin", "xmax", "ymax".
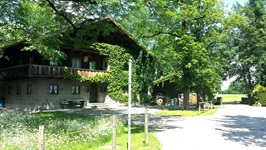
[
  {"xmin": 155, "ymin": 104, "xmax": 266, "ymax": 150},
  {"xmin": 61, "ymin": 104, "xmax": 266, "ymax": 150}
]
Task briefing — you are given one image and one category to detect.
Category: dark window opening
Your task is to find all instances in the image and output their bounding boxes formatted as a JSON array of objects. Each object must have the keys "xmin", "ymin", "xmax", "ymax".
[
  {"xmin": 122, "ymin": 86, "xmax": 128, "ymax": 95},
  {"xmin": 100, "ymin": 85, "xmax": 107, "ymax": 93},
  {"xmin": 8, "ymin": 86, "xmax": 12, "ymax": 95},
  {"xmin": 72, "ymin": 85, "xmax": 80, "ymax": 94},
  {"xmin": 17, "ymin": 85, "xmax": 21, "ymax": 95},
  {"xmin": 49, "ymin": 84, "xmax": 58, "ymax": 94},
  {"xmin": 27, "ymin": 84, "xmax": 31, "ymax": 94}
]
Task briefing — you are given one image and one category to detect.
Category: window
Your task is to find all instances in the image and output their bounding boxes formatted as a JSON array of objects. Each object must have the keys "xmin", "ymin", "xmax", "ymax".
[
  {"xmin": 72, "ymin": 85, "xmax": 80, "ymax": 94},
  {"xmin": 85, "ymin": 86, "xmax": 90, "ymax": 92},
  {"xmin": 27, "ymin": 84, "xmax": 31, "ymax": 94},
  {"xmin": 100, "ymin": 85, "xmax": 107, "ymax": 93},
  {"xmin": 83, "ymin": 56, "xmax": 89, "ymax": 63},
  {"xmin": 49, "ymin": 84, "xmax": 58, "ymax": 94},
  {"xmin": 122, "ymin": 86, "xmax": 128, "ymax": 95},
  {"xmin": 72, "ymin": 58, "xmax": 81, "ymax": 68},
  {"xmin": 50, "ymin": 57, "xmax": 58, "ymax": 66},
  {"xmin": 89, "ymin": 61, "xmax": 96, "ymax": 70},
  {"xmin": 103, "ymin": 61, "xmax": 108, "ymax": 70},
  {"xmin": 103, "ymin": 57, "xmax": 109, "ymax": 71},
  {"xmin": 17, "ymin": 85, "xmax": 21, "ymax": 95},
  {"xmin": 29, "ymin": 57, "xmax": 34, "ymax": 64}
]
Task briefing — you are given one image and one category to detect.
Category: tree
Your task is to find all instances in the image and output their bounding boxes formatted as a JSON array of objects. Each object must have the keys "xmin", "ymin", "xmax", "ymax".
[
  {"xmin": 0, "ymin": 0, "xmax": 112, "ymax": 59},
  {"xmin": 225, "ymin": 0, "xmax": 266, "ymax": 100},
  {"xmin": 0, "ymin": 0, "xmax": 65, "ymax": 59},
  {"xmin": 111, "ymin": 0, "xmax": 226, "ymax": 109}
]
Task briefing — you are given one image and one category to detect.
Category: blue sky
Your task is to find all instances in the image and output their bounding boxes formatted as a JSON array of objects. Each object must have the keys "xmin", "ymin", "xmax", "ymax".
[
  {"xmin": 223, "ymin": 0, "xmax": 248, "ymax": 12},
  {"xmin": 224, "ymin": 0, "xmax": 247, "ymax": 7}
]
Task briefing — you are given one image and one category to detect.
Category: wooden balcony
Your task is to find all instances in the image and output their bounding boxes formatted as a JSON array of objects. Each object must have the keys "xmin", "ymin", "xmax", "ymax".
[{"xmin": 0, "ymin": 64, "xmax": 108, "ymax": 79}]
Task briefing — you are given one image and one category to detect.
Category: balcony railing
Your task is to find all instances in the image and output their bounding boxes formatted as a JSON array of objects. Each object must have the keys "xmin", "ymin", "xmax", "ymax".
[{"xmin": 0, "ymin": 64, "xmax": 108, "ymax": 79}]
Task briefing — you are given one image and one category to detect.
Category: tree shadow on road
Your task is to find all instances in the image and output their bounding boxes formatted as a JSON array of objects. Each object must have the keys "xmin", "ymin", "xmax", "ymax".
[
  {"xmin": 214, "ymin": 115, "xmax": 266, "ymax": 147},
  {"xmin": 131, "ymin": 114, "xmax": 184, "ymax": 132},
  {"xmin": 64, "ymin": 107, "xmax": 184, "ymax": 132}
]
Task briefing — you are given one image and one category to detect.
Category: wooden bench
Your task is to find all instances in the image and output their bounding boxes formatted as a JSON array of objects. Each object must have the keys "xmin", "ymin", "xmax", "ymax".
[
  {"xmin": 198, "ymin": 101, "xmax": 213, "ymax": 114},
  {"xmin": 59, "ymin": 100, "xmax": 69, "ymax": 109},
  {"xmin": 59, "ymin": 100, "xmax": 87, "ymax": 109},
  {"xmin": 208, "ymin": 101, "xmax": 213, "ymax": 109}
]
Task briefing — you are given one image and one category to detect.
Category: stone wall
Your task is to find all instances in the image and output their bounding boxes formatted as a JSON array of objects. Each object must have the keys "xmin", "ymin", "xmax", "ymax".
[{"xmin": 3, "ymin": 78, "xmax": 110, "ymax": 111}]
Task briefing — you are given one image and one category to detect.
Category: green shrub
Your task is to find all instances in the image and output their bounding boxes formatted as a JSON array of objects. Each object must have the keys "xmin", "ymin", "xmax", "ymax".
[
  {"xmin": 139, "ymin": 93, "xmax": 152, "ymax": 103},
  {"xmin": 251, "ymin": 84, "xmax": 266, "ymax": 106}
]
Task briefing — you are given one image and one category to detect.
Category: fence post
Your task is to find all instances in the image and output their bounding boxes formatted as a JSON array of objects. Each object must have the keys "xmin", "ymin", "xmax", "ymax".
[
  {"xmin": 112, "ymin": 115, "xmax": 117, "ymax": 150},
  {"xmin": 144, "ymin": 107, "xmax": 148, "ymax": 145},
  {"xmin": 198, "ymin": 105, "xmax": 201, "ymax": 115},
  {"xmin": 38, "ymin": 125, "xmax": 44, "ymax": 150}
]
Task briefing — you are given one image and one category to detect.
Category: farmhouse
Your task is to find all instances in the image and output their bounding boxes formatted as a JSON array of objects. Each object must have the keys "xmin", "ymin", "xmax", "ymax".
[{"xmin": 0, "ymin": 16, "xmax": 154, "ymax": 111}]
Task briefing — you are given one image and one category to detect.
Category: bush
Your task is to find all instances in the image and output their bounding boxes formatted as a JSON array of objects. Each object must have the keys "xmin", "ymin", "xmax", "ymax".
[
  {"xmin": 139, "ymin": 93, "xmax": 152, "ymax": 103},
  {"xmin": 251, "ymin": 84, "xmax": 266, "ymax": 106}
]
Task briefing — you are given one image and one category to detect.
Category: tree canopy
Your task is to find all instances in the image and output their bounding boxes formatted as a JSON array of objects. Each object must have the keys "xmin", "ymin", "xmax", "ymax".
[
  {"xmin": 108, "ymin": 0, "xmax": 229, "ymax": 109},
  {"xmin": 1, "ymin": 0, "xmax": 265, "ymax": 106},
  {"xmin": 224, "ymin": 0, "xmax": 266, "ymax": 98},
  {"xmin": 0, "ymin": 0, "xmax": 112, "ymax": 59}
]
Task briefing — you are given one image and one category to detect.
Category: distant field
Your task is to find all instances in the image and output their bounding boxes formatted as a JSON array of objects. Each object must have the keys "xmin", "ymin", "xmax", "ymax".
[{"xmin": 218, "ymin": 94, "xmax": 247, "ymax": 103}]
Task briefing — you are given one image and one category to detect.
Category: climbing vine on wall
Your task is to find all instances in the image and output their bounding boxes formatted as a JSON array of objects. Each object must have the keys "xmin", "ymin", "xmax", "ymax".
[
  {"xmin": 90, "ymin": 43, "xmax": 136, "ymax": 102},
  {"xmin": 63, "ymin": 42, "xmax": 156, "ymax": 103}
]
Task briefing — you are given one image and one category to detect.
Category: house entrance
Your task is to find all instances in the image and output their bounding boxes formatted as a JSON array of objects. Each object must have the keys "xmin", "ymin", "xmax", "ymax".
[{"xmin": 90, "ymin": 83, "xmax": 98, "ymax": 103}]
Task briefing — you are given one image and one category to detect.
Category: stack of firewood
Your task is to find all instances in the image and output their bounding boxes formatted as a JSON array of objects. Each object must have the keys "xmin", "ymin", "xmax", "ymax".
[{"xmin": 189, "ymin": 93, "xmax": 197, "ymax": 106}]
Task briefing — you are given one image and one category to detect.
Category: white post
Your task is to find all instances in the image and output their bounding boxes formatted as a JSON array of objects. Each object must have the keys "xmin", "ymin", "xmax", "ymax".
[
  {"xmin": 112, "ymin": 115, "xmax": 117, "ymax": 150},
  {"xmin": 128, "ymin": 59, "xmax": 132, "ymax": 150},
  {"xmin": 144, "ymin": 107, "xmax": 149, "ymax": 145},
  {"xmin": 38, "ymin": 125, "xmax": 44, "ymax": 150}
]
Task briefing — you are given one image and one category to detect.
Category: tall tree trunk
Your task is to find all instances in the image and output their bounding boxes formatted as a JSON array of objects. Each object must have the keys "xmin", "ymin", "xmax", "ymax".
[
  {"xmin": 196, "ymin": 86, "xmax": 203, "ymax": 108},
  {"xmin": 183, "ymin": 67, "xmax": 191, "ymax": 110},
  {"xmin": 247, "ymin": 68, "xmax": 253, "ymax": 101},
  {"xmin": 183, "ymin": 85, "xmax": 190, "ymax": 110}
]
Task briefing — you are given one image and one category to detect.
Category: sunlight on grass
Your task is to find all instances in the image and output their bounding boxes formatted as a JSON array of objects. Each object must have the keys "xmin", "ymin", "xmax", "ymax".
[
  {"xmin": 219, "ymin": 94, "xmax": 247, "ymax": 103},
  {"xmin": 156, "ymin": 108, "xmax": 218, "ymax": 117},
  {"xmin": 0, "ymin": 111, "xmax": 161, "ymax": 150},
  {"xmin": 0, "ymin": 111, "xmax": 123, "ymax": 149},
  {"xmin": 91, "ymin": 125, "xmax": 161, "ymax": 150}
]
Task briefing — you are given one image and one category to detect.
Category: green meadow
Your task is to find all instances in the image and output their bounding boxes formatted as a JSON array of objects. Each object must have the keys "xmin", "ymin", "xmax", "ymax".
[{"xmin": 218, "ymin": 94, "xmax": 247, "ymax": 103}]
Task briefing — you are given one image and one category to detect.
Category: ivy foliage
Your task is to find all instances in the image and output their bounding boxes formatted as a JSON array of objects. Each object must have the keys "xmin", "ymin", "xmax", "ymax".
[
  {"xmin": 90, "ymin": 43, "xmax": 132, "ymax": 102},
  {"xmin": 91, "ymin": 43, "xmax": 156, "ymax": 103},
  {"xmin": 63, "ymin": 42, "xmax": 154, "ymax": 103}
]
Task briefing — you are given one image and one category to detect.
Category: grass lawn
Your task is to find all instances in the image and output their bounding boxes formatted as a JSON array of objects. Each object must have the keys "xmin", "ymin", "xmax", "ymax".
[
  {"xmin": 0, "ymin": 111, "xmax": 161, "ymax": 150},
  {"xmin": 155, "ymin": 106, "xmax": 218, "ymax": 117},
  {"xmin": 93, "ymin": 125, "xmax": 161, "ymax": 150},
  {"xmin": 218, "ymin": 94, "xmax": 247, "ymax": 103}
]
